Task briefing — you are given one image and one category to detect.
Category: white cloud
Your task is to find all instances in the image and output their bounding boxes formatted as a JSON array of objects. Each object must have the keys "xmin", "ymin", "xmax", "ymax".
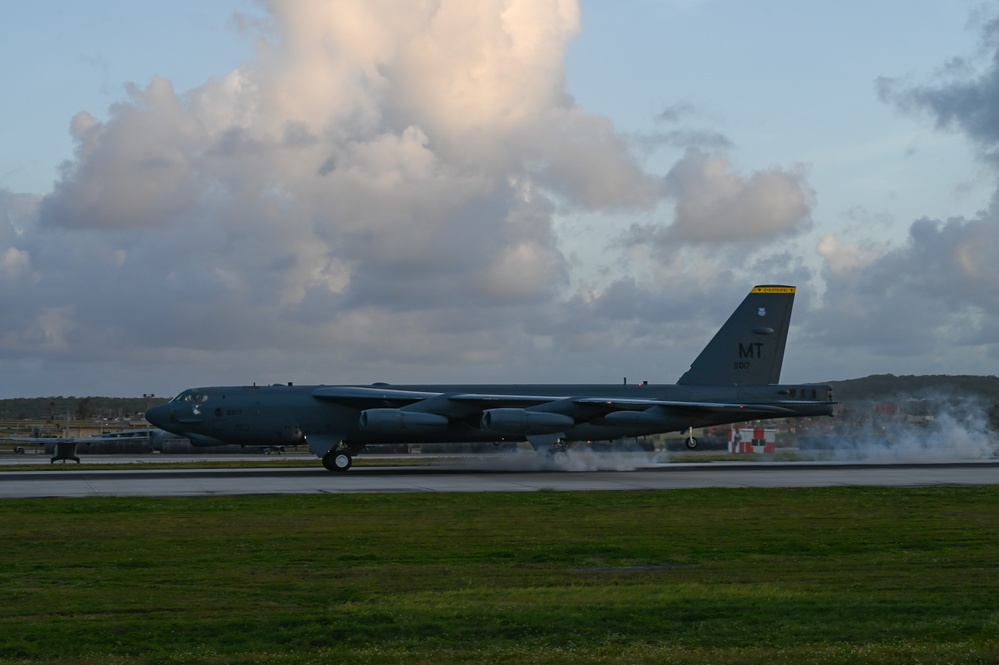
[
  {"xmin": 1, "ymin": 307, "xmax": 75, "ymax": 354},
  {"xmin": 1, "ymin": 247, "xmax": 31, "ymax": 280},
  {"xmin": 665, "ymin": 149, "xmax": 814, "ymax": 243},
  {"xmin": 22, "ymin": 0, "xmax": 999, "ymax": 395},
  {"xmin": 816, "ymin": 234, "xmax": 883, "ymax": 275},
  {"xmin": 5, "ymin": 0, "xmax": 677, "ymax": 393}
]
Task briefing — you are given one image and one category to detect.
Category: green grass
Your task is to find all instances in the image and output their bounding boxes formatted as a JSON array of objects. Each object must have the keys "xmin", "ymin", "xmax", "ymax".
[{"xmin": 2, "ymin": 487, "xmax": 999, "ymax": 664}]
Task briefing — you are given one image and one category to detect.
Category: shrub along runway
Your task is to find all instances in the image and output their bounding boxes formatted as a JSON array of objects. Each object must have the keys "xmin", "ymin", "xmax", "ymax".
[{"xmin": 2, "ymin": 487, "xmax": 998, "ymax": 664}]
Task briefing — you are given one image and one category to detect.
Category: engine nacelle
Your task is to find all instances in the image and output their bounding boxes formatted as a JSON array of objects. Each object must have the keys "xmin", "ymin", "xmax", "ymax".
[
  {"xmin": 480, "ymin": 409, "xmax": 574, "ymax": 435},
  {"xmin": 603, "ymin": 410, "xmax": 679, "ymax": 429},
  {"xmin": 359, "ymin": 409, "xmax": 449, "ymax": 433}
]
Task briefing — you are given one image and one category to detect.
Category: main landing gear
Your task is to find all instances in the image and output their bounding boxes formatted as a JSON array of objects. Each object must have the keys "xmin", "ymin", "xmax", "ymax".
[
  {"xmin": 322, "ymin": 449, "xmax": 352, "ymax": 472},
  {"xmin": 527, "ymin": 434, "xmax": 573, "ymax": 468},
  {"xmin": 548, "ymin": 441, "xmax": 572, "ymax": 467},
  {"xmin": 321, "ymin": 442, "xmax": 363, "ymax": 472}
]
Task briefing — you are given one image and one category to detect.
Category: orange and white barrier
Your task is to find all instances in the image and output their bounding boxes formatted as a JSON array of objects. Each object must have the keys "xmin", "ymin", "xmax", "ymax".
[{"xmin": 729, "ymin": 427, "xmax": 776, "ymax": 453}]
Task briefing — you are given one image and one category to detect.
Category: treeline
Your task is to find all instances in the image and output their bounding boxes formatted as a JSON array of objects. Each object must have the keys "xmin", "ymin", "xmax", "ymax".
[
  {"xmin": 826, "ymin": 374, "xmax": 999, "ymax": 403},
  {"xmin": 0, "ymin": 375, "xmax": 996, "ymax": 421},
  {"xmin": 0, "ymin": 396, "xmax": 169, "ymax": 421}
]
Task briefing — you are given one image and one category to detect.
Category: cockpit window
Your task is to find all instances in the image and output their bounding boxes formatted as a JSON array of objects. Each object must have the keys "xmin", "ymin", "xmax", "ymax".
[{"xmin": 171, "ymin": 390, "xmax": 208, "ymax": 403}]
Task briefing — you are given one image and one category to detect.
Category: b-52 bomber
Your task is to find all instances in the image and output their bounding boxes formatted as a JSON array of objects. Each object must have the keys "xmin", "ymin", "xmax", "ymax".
[{"xmin": 145, "ymin": 285, "xmax": 834, "ymax": 472}]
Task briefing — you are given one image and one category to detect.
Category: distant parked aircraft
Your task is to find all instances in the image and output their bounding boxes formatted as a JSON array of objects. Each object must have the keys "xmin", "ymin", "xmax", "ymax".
[{"xmin": 3, "ymin": 428, "xmax": 183, "ymax": 463}]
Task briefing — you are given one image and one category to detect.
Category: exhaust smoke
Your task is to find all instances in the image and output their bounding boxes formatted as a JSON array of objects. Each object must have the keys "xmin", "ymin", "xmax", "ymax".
[{"xmin": 803, "ymin": 392, "xmax": 998, "ymax": 462}]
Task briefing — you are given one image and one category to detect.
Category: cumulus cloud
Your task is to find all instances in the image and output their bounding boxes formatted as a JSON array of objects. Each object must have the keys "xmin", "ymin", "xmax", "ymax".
[
  {"xmin": 808, "ymin": 209, "xmax": 999, "ymax": 381},
  {"xmin": 621, "ymin": 149, "xmax": 814, "ymax": 254},
  {"xmin": 665, "ymin": 149, "xmax": 814, "ymax": 242},
  {"xmin": 1, "ymin": 247, "xmax": 31, "ymax": 280},
  {"xmin": 39, "ymin": 82, "xmax": 204, "ymax": 230},
  {"xmin": 815, "ymin": 234, "xmax": 883, "ymax": 276},
  {"xmin": 0, "ymin": 190, "xmax": 39, "ymax": 292},
  {"xmin": 0, "ymin": 1, "xmax": 831, "ymax": 395},
  {"xmin": 808, "ymin": 13, "xmax": 999, "ymax": 371},
  {"xmin": 18, "ymin": 3, "xmax": 999, "ymax": 395},
  {"xmin": 0, "ymin": 1, "xmax": 659, "ymax": 391},
  {"xmin": 877, "ymin": 13, "xmax": 999, "ymax": 165}
]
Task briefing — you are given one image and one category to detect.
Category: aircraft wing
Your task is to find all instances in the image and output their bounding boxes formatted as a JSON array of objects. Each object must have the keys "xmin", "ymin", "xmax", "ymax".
[
  {"xmin": 312, "ymin": 386, "xmax": 447, "ymax": 408},
  {"xmin": 0, "ymin": 436, "xmax": 98, "ymax": 444},
  {"xmin": 574, "ymin": 397, "xmax": 803, "ymax": 415},
  {"xmin": 311, "ymin": 385, "xmax": 804, "ymax": 422},
  {"xmin": 312, "ymin": 386, "xmax": 559, "ymax": 411},
  {"xmin": 451, "ymin": 395, "xmax": 802, "ymax": 417},
  {"xmin": 0, "ymin": 436, "xmax": 100, "ymax": 463}
]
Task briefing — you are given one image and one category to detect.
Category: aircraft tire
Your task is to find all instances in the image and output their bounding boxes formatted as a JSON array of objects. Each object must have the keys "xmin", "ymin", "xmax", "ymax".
[
  {"xmin": 552, "ymin": 449, "xmax": 570, "ymax": 466},
  {"xmin": 322, "ymin": 451, "xmax": 353, "ymax": 472},
  {"xmin": 684, "ymin": 436, "xmax": 698, "ymax": 450}
]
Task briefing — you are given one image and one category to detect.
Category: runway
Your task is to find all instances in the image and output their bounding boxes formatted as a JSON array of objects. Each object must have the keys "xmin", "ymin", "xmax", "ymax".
[{"xmin": 2, "ymin": 459, "xmax": 998, "ymax": 498}]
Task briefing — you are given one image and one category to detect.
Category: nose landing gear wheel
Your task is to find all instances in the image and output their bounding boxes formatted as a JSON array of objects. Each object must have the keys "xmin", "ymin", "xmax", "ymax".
[{"xmin": 322, "ymin": 451, "xmax": 352, "ymax": 472}]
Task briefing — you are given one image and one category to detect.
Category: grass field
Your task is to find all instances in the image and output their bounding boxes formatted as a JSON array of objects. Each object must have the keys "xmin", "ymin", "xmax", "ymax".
[{"xmin": 2, "ymin": 486, "xmax": 998, "ymax": 664}]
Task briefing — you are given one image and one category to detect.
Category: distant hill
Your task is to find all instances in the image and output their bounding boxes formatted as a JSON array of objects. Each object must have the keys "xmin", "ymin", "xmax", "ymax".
[
  {"xmin": 826, "ymin": 375, "xmax": 999, "ymax": 404},
  {"xmin": 0, "ymin": 376, "xmax": 996, "ymax": 421},
  {"xmin": 0, "ymin": 396, "xmax": 169, "ymax": 421}
]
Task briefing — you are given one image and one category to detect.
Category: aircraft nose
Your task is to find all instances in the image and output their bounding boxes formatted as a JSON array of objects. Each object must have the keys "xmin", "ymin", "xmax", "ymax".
[{"xmin": 145, "ymin": 403, "xmax": 171, "ymax": 429}]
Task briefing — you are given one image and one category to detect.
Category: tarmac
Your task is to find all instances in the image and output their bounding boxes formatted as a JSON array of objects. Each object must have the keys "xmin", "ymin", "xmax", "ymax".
[{"xmin": 1, "ymin": 452, "xmax": 998, "ymax": 498}]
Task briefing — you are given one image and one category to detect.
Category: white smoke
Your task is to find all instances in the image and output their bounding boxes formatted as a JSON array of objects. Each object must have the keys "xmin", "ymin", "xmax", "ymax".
[
  {"xmin": 431, "ymin": 441, "xmax": 656, "ymax": 472},
  {"xmin": 810, "ymin": 394, "xmax": 998, "ymax": 462}
]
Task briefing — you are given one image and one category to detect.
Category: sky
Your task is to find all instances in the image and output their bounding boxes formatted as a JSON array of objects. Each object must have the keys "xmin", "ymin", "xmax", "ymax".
[{"xmin": 1, "ymin": 0, "xmax": 998, "ymax": 399}]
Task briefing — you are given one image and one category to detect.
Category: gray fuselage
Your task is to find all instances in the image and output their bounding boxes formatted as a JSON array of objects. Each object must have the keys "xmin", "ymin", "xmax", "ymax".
[{"xmin": 146, "ymin": 382, "xmax": 834, "ymax": 448}]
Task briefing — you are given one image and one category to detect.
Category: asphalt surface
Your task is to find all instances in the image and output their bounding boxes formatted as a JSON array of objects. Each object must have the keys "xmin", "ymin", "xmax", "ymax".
[{"xmin": 2, "ymin": 456, "xmax": 998, "ymax": 498}]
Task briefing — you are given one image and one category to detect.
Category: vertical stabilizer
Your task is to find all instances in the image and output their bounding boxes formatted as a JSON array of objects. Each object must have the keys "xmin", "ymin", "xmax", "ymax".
[{"xmin": 677, "ymin": 285, "xmax": 795, "ymax": 386}]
